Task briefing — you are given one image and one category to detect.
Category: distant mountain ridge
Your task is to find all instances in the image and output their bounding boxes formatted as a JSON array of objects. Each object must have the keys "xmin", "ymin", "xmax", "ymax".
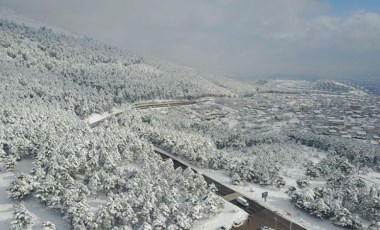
[{"xmin": 268, "ymin": 74, "xmax": 380, "ymax": 95}]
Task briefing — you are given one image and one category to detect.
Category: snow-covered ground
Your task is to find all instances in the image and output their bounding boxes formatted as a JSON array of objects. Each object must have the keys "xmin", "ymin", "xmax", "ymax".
[
  {"xmin": 86, "ymin": 103, "xmax": 130, "ymax": 125},
  {"xmin": 203, "ymin": 169, "xmax": 344, "ymax": 230},
  {"xmin": 360, "ymin": 171, "xmax": 380, "ymax": 186},
  {"xmin": 193, "ymin": 201, "xmax": 248, "ymax": 230},
  {"xmin": 259, "ymin": 80, "xmax": 314, "ymax": 93},
  {"xmin": 23, "ymin": 197, "xmax": 67, "ymax": 230},
  {"xmin": 0, "ymin": 160, "xmax": 67, "ymax": 229},
  {"xmin": 331, "ymin": 81, "xmax": 368, "ymax": 96},
  {"xmin": 3, "ymin": 7, "xmax": 377, "ymax": 229},
  {"xmin": 88, "ymin": 193, "xmax": 108, "ymax": 212},
  {"xmin": 0, "ymin": 169, "xmax": 14, "ymax": 228},
  {"xmin": 87, "ymin": 99, "xmax": 196, "ymax": 125},
  {"xmin": 154, "ymin": 147, "xmax": 344, "ymax": 230}
]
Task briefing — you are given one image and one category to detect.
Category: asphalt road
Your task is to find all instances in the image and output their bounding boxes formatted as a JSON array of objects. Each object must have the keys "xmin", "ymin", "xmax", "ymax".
[
  {"xmin": 89, "ymin": 100, "xmax": 195, "ymax": 128},
  {"xmin": 155, "ymin": 149, "xmax": 307, "ymax": 230},
  {"xmin": 132, "ymin": 100, "xmax": 196, "ymax": 109},
  {"xmin": 89, "ymin": 101, "xmax": 308, "ymax": 230}
]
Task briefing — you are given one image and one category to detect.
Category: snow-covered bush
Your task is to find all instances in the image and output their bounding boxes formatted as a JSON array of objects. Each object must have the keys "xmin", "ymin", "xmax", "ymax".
[
  {"xmin": 276, "ymin": 177, "xmax": 286, "ymax": 188},
  {"xmin": 231, "ymin": 173, "xmax": 241, "ymax": 185},
  {"xmin": 289, "ymin": 175, "xmax": 380, "ymax": 228},
  {"xmin": 11, "ymin": 203, "xmax": 34, "ymax": 230},
  {"xmin": 296, "ymin": 177, "xmax": 311, "ymax": 188},
  {"xmin": 291, "ymin": 188, "xmax": 334, "ymax": 219},
  {"xmin": 369, "ymin": 222, "xmax": 380, "ymax": 230},
  {"xmin": 8, "ymin": 174, "xmax": 36, "ymax": 199},
  {"xmin": 331, "ymin": 207, "xmax": 362, "ymax": 229},
  {"xmin": 42, "ymin": 221, "xmax": 56, "ymax": 230},
  {"xmin": 288, "ymin": 131, "xmax": 380, "ymax": 172},
  {"xmin": 306, "ymin": 166, "xmax": 320, "ymax": 179}
]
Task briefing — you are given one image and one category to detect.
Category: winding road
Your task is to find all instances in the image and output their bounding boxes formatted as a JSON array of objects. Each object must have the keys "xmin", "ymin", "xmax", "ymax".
[{"xmin": 88, "ymin": 99, "xmax": 308, "ymax": 230}]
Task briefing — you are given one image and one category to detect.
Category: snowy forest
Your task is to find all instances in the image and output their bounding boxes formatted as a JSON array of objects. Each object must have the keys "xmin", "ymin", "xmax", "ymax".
[
  {"xmin": 0, "ymin": 19, "xmax": 249, "ymax": 229},
  {"xmin": 131, "ymin": 96, "xmax": 380, "ymax": 229},
  {"xmin": 1, "ymin": 16, "xmax": 380, "ymax": 230}
]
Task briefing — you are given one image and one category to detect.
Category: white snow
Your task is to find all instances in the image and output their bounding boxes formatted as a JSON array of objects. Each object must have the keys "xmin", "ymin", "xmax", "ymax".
[
  {"xmin": 222, "ymin": 117, "xmax": 240, "ymax": 129},
  {"xmin": 262, "ymin": 80, "xmax": 312, "ymax": 92},
  {"xmin": 203, "ymin": 169, "xmax": 344, "ymax": 230},
  {"xmin": 193, "ymin": 200, "xmax": 248, "ymax": 230},
  {"xmin": 153, "ymin": 147, "xmax": 344, "ymax": 230},
  {"xmin": 0, "ymin": 161, "xmax": 67, "ymax": 230},
  {"xmin": 88, "ymin": 193, "xmax": 108, "ymax": 212},
  {"xmin": 87, "ymin": 112, "xmax": 114, "ymax": 125},
  {"xmin": 87, "ymin": 104, "xmax": 130, "ymax": 125},
  {"xmin": 15, "ymin": 158, "xmax": 34, "ymax": 174},
  {"xmin": 24, "ymin": 197, "xmax": 67, "ymax": 230},
  {"xmin": 331, "ymin": 81, "xmax": 368, "ymax": 96},
  {"xmin": 359, "ymin": 172, "xmax": 380, "ymax": 186},
  {"xmin": 0, "ymin": 168, "xmax": 14, "ymax": 228},
  {"xmin": 153, "ymin": 147, "xmax": 249, "ymax": 229},
  {"xmin": 87, "ymin": 99, "xmax": 195, "ymax": 125},
  {"xmin": 130, "ymin": 63, "xmax": 162, "ymax": 75}
]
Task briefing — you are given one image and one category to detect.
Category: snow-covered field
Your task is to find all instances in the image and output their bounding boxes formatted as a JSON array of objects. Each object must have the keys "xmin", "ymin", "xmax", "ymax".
[
  {"xmin": 0, "ymin": 160, "xmax": 67, "ymax": 229},
  {"xmin": 193, "ymin": 201, "xmax": 248, "ymax": 230},
  {"xmin": 359, "ymin": 172, "xmax": 380, "ymax": 186},
  {"xmin": 0, "ymin": 169, "xmax": 14, "ymax": 228}
]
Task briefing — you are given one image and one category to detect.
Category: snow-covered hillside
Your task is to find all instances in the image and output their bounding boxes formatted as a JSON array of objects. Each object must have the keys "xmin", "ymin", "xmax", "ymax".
[
  {"xmin": 0, "ymin": 18, "xmax": 262, "ymax": 117},
  {"xmin": 0, "ymin": 18, "xmax": 258, "ymax": 229},
  {"xmin": 2, "ymin": 12, "xmax": 380, "ymax": 230},
  {"xmin": 134, "ymin": 94, "xmax": 380, "ymax": 230}
]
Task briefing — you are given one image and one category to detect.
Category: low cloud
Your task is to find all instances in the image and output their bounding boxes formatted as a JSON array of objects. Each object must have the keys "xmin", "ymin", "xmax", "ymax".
[{"xmin": 1, "ymin": 0, "xmax": 379, "ymax": 78}]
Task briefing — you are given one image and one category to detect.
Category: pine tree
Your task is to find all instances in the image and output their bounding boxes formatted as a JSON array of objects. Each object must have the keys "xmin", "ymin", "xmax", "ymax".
[
  {"xmin": 41, "ymin": 221, "xmax": 56, "ymax": 230},
  {"xmin": 11, "ymin": 203, "xmax": 34, "ymax": 230}
]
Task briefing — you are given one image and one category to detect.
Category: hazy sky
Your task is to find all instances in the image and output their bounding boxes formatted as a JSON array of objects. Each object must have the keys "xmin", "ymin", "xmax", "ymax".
[{"xmin": 1, "ymin": 0, "xmax": 380, "ymax": 79}]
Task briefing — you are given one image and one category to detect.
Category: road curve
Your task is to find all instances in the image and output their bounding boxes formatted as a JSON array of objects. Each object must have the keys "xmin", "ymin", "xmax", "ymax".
[
  {"xmin": 88, "ymin": 100, "xmax": 308, "ymax": 230},
  {"xmin": 155, "ymin": 148, "xmax": 307, "ymax": 230},
  {"xmin": 89, "ymin": 100, "xmax": 196, "ymax": 128}
]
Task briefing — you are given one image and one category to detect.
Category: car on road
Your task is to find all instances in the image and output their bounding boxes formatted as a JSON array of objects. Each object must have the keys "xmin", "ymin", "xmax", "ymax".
[
  {"xmin": 219, "ymin": 226, "xmax": 226, "ymax": 230},
  {"xmin": 258, "ymin": 226, "xmax": 274, "ymax": 230},
  {"xmin": 232, "ymin": 219, "xmax": 245, "ymax": 228},
  {"xmin": 236, "ymin": 196, "xmax": 249, "ymax": 207}
]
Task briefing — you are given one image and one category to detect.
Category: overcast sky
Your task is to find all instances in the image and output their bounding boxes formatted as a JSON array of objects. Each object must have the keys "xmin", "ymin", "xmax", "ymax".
[{"xmin": 1, "ymin": 0, "xmax": 380, "ymax": 79}]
